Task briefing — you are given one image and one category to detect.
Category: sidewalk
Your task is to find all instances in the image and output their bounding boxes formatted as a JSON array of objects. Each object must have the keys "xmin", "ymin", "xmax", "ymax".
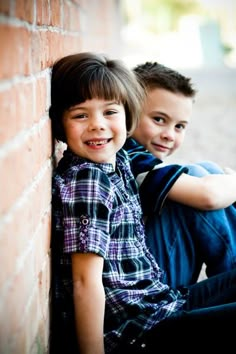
[{"xmin": 167, "ymin": 66, "xmax": 236, "ymax": 170}]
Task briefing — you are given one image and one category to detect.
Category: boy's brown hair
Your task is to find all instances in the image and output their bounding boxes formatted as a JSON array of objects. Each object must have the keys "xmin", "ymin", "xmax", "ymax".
[{"xmin": 133, "ymin": 61, "xmax": 197, "ymax": 98}]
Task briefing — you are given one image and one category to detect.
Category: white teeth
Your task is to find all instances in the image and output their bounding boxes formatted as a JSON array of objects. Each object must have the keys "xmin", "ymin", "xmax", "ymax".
[{"xmin": 87, "ymin": 140, "xmax": 107, "ymax": 146}]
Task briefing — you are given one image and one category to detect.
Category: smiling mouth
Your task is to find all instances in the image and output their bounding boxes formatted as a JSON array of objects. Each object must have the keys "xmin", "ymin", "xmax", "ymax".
[
  {"xmin": 86, "ymin": 139, "xmax": 111, "ymax": 146},
  {"xmin": 153, "ymin": 143, "xmax": 170, "ymax": 150}
]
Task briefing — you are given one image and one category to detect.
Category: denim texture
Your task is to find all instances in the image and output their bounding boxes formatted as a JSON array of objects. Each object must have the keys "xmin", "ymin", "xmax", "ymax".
[
  {"xmin": 145, "ymin": 161, "xmax": 236, "ymax": 288},
  {"xmin": 116, "ymin": 268, "xmax": 236, "ymax": 353}
]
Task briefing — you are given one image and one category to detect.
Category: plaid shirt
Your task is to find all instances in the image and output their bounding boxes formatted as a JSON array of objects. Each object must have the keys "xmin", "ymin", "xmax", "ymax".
[
  {"xmin": 124, "ymin": 138, "xmax": 188, "ymax": 214},
  {"xmin": 51, "ymin": 148, "xmax": 186, "ymax": 353}
]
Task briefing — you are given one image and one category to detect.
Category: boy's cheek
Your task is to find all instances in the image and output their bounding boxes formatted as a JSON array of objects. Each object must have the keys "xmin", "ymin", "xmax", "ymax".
[{"xmin": 173, "ymin": 135, "xmax": 185, "ymax": 152}]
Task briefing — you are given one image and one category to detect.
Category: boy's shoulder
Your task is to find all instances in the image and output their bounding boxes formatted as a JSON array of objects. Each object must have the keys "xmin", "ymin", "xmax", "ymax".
[
  {"xmin": 124, "ymin": 138, "xmax": 162, "ymax": 177},
  {"xmin": 124, "ymin": 139, "xmax": 189, "ymax": 214}
]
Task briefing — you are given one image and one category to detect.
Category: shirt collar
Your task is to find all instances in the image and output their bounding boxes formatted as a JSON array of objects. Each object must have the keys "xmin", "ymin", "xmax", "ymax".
[{"xmin": 60, "ymin": 148, "xmax": 127, "ymax": 175}]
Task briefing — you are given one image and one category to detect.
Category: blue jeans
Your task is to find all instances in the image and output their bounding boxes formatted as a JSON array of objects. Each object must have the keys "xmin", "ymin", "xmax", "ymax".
[
  {"xmin": 145, "ymin": 161, "xmax": 236, "ymax": 288},
  {"xmin": 116, "ymin": 268, "xmax": 236, "ymax": 353}
]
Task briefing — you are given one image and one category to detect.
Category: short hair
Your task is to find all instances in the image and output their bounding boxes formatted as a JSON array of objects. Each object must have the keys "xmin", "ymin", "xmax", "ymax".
[
  {"xmin": 133, "ymin": 61, "xmax": 196, "ymax": 98},
  {"xmin": 49, "ymin": 52, "xmax": 145, "ymax": 142}
]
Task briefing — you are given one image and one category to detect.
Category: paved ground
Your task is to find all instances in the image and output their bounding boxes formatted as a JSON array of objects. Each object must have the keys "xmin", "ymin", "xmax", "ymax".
[
  {"xmin": 167, "ymin": 65, "xmax": 236, "ymax": 280},
  {"xmin": 167, "ymin": 66, "xmax": 236, "ymax": 170}
]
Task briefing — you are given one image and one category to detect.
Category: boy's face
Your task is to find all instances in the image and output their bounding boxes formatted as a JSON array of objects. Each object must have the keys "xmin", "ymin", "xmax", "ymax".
[
  {"xmin": 62, "ymin": 98, "xmax": 127, "ymax": 167},
  {"xmin": 132, "ymin": 88, "xmax": 193, "ymax": 160}
]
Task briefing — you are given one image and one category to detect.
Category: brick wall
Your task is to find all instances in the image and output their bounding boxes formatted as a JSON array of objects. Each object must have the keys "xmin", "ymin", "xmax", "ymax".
[{"xmin": 0, "ymin": 1, "xmax": 122, "ymax": 353}]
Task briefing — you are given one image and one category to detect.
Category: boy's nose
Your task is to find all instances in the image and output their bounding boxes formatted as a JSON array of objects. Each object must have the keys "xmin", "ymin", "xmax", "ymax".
[
  {"xmin": 88, "ymin": 115, "xmax": 106, "ymax": 131},
  {"xmin": 161, "ymin": 128, "xmax": 175, "ymax": 141}
]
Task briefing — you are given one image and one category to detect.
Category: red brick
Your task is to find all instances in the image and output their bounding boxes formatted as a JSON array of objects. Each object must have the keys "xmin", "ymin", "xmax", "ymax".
[
  {"xmin": 36, "ymin": 0, "xmax": 50, "ymax": 25},
  {"xmin": 36, "ymin": 77, "xmax": 48, "ymax": 119},
  {"xmin": 0, "ymin": 81, "xmax": 35, "ymax": 145},
  {"xmin": 0, "ymin": 166, "xmax": 52, "ymax": 288},
  {"xmin": 31, "ymin": 30, "xmax": 49, "ymax": 73},
  {"xmin": 0, "ymin": 252, "xmax": 50, "ymax": 354},
  {"xmin": 0, "ymin": 25, "xmax": 31, "ymax": 78},
  {"xmin": 63, "ymin": 1, "xmax": 82, "ymax": 31},
  {"xmin": 0, "ymin": 119, "xmax": 52, "ymax": 215},
  {"xmin": 15, "ymin": 0, "xmax": 34, "ymax": 23},
  {"xmin": 50, "ymin": 0, "xmax": 61, "ymax": 26},
  {"xmin": 0, "ymin": 0, "xmax": 11, "ymax": 15}
]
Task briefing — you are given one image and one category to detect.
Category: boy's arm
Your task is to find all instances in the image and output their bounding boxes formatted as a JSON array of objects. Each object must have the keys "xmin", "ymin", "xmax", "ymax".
[
  {"xmin": 168, "ymin": 171, "xmax": 236, "ymax": 210},
  {"xmin": 72, "ymin": 252, "xmax": 105, "ymax": 354}
]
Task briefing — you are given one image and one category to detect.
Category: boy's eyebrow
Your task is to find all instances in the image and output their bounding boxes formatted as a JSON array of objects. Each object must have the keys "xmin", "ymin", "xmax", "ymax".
[
  {"xmin": 150, "ymin": 109, "xmax": 167, "ymax": 116},
  {"xmin": 68, "ymin": 101, "xmax": 120, "ymax": 111}
]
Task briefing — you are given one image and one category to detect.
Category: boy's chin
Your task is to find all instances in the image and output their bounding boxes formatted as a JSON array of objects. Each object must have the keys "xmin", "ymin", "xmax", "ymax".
[{"xmin": 151, "ymin": 151, "xmax": 168, "ymax": 160}]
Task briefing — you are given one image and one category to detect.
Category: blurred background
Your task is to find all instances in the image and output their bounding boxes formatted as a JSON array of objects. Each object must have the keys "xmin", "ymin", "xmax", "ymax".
[
  {"xmin": 120, "ymin": 0, "xmax": 236, "ymax": 169},
  {"xmin": 121, "ymin": 0, "xmax": 236, "ymax": 68}
]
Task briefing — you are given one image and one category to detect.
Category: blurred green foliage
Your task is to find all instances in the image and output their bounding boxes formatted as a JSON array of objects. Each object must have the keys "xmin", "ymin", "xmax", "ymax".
[{"xmin": 122, "ymin": 0, "xmax": 201, "ymax": 32}]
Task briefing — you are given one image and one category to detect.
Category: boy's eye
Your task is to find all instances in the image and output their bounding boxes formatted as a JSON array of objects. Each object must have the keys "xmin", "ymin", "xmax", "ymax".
[
  {"xmin": 73, "ymin": 113, "xmax": 87, "ymax": 119},
  {"xmin": 105, "ymin": 110, "xmax": 117, "ymax": 116},
  {"xmin": 176, "ymin": 124, "xmax": 186, "ymax": 130},
  {"xmin": 153, "ymin": 116, "xmax": 164, "ymax": 123}
]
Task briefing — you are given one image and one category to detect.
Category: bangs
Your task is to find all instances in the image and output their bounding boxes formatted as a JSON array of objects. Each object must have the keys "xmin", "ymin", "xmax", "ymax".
[{"xmin": 67, "ymin": 66, "xmax": 128, "ymax": 108}]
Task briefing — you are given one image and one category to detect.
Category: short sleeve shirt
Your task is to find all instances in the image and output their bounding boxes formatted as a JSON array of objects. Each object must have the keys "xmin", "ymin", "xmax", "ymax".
[
  {"xmin": 51, "ymin": 148, "xmax": 186, "ymax": 353},
  {"xmin": 124, "ymin": 138, "xmax": 188, "ymax": 214}
]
